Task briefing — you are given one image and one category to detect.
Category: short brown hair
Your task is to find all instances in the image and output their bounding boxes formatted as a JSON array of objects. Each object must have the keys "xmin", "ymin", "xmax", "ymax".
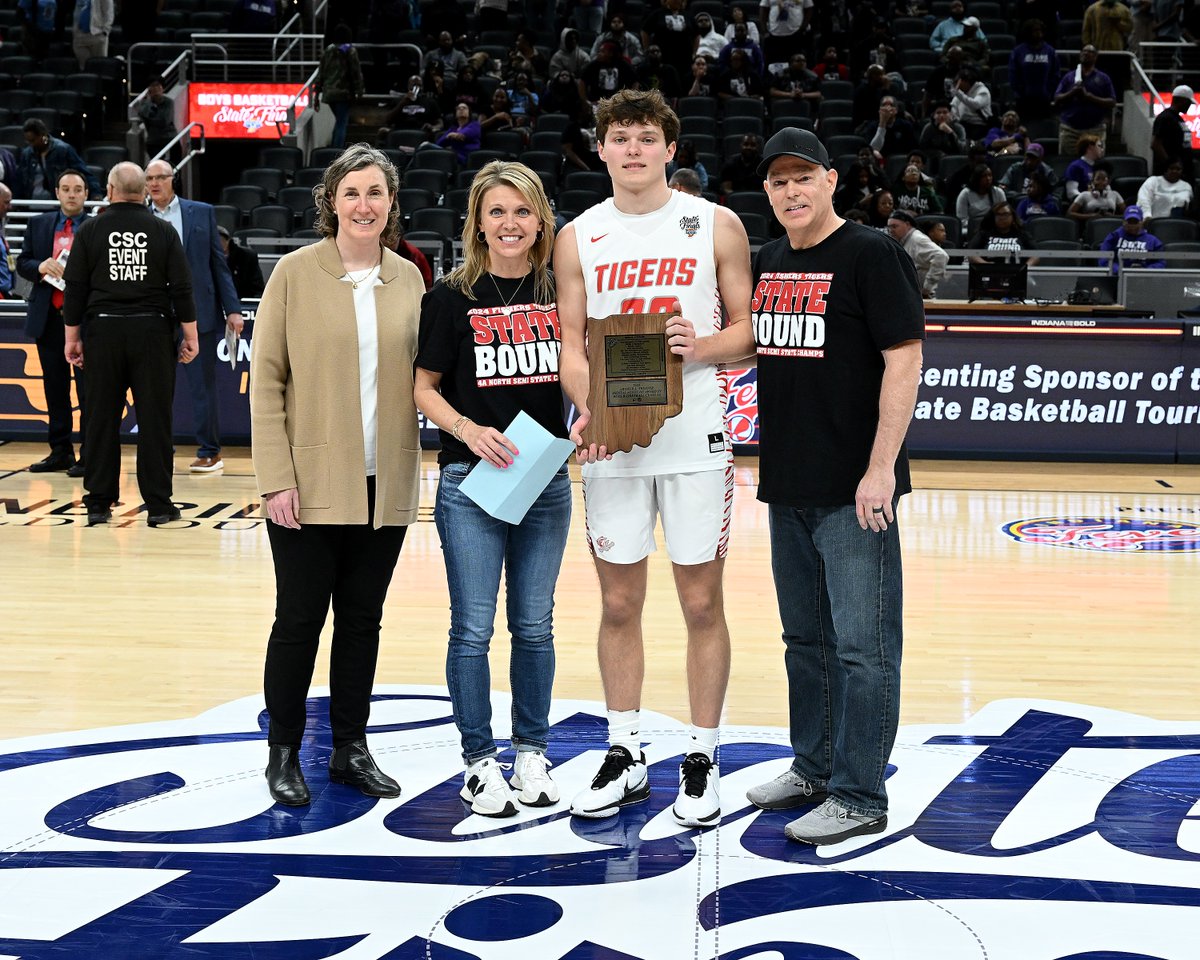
[
  {"xmin": 595, "ymin": 89, "xmax": 680, "ymax": 147},
  {"xmin": 313, "ymin": 143, "xmax": 401, "ymax": 247}
]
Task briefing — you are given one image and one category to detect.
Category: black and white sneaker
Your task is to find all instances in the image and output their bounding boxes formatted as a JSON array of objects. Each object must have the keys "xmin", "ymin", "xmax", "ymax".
[
  {"xmin": 460, "ymin": 757, "xmax": 517, "ymax": 818},
  {"xmin": 570, "ymin": 745, "xmax": 650, "ymax": 819},
  {"xmin": 672, "ymin": 752, "xmax": 720, "ymax": 827}
]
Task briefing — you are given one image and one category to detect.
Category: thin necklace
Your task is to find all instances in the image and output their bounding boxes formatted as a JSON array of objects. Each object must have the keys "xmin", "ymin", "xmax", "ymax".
[
  {"xmin": 346, "ymin": 259, "xmax": 380, "ymax": 289},
  {"xmin": 490, "ymin": 271, "xmax": 528, "ymax": 307}
]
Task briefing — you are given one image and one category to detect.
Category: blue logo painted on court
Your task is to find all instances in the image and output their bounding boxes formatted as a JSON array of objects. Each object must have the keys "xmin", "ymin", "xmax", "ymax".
[
  {"xmin": 1002, "ymin": 515, "xmax": 1200, "ymax": 552},
  {"xmin": 0, "ymin": 689, "xmax": 1197, "ymax": 958}
]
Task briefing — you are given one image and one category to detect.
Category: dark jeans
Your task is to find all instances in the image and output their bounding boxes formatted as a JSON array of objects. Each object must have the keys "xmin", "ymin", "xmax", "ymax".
[
  {"xmin": 82, "ymin": 314, "xmax": 176, "ymax": 514},
  {"xmin": 264, "ymin": 477, "xmax": 408, "ymax": 748},
  {"xmin": 34, "ymin": 306, "xmax": 86, "ymax": 457},
  {"xmin": 182, "ymin": 326, "xmax": 220, "ymax": 457}
]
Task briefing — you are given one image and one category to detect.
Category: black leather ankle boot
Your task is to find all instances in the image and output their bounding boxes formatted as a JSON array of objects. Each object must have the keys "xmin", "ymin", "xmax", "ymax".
[
  {"xmin": 265, "ymin": 744, "xmax": 310, "ymax": 806},
  {"xmin": 328, "ymin": 739, "xmax": 401, "ymax": 798}
]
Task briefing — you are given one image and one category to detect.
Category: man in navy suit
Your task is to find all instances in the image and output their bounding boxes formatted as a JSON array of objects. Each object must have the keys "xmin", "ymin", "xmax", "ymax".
[
  {"xmin": 146, "ymin": 159, "xmax": 243, "ymax": 472},
  {"xmin": 16, "ymin": 168, "xmax": 91, "ymax": 474}
]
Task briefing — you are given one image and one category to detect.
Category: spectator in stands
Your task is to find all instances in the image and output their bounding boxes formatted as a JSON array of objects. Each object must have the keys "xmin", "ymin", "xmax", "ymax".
[
  {"xmin": 887, "ymin": 209, "xmax": 950, "ymax": 298},
  {"xmin": 509, "ymin": 34, "xmax": 549, "ymax": 83},
  {"xmin": 967, "ymin": 201, "xmax": 1039, "ymax": 264},
  {"xmin": 451, "ymin": 66, "xmax": 488, "ymax": 117},
  {"xmin": 857, "ymin": 145, "xmax": 890, "ymax": 188},
  {"xmin": 0, "ymin": 183, "xmax": 12, "ymax": 298},
  {"xmin": 853, "ymin": 63, "xmax": 897, "ymax": 126},
  {"xmin": 769, "ymin": 53, "xmax": 823, "ymax": 106},
  {"xmin": 544, "ymin": 70, "xmax": 585, "ymax": 115},
  {"xmin": 573, "ymin": 0, "xmax": 606, "ymax": 34},
  {"xmin": 930, "ymin": 0, "xmax": 981, "ymax": 50},
  {"xmin": 1099, "ymin": 205, "xmax": 1166, "ymax": 271},
  {"xmin": 1137, "ymin": 158, "xmax": 1194, "ymax": 218},
  {"xmin": 944, "ymin": 143, "xmax": 991, "ymax": 202},
  {"xmin": 550, "ymin": 29, "xmax": 591, "ymax": 79},
  {"xmin": 1008, "ymin": 19, "xmax": 1058, "ymax": 121},
  {"xmin": 73, "ymin": 0, "xmax": 113, "ymax": 67},
  {"xmin": 906, "ymin": 151, "xmax": 937, "ymax": 189},
  {"xmin": 436, "ymin": 103, "xmax": 483, "ymax": 165},
  {"xmin": 217, "ymin": 225, "xmax": 264, "ymax": 302},
  {"xmin": 1151, "ymin": 0, "xmax": 1185, "ymax": 40},
  {"xmin": 695, "ymin": 12, "xmax": 727, "ymax": 61},
  {"xmin": 1150, "ymin": 85, "xmax": 1195, "ymax": 179},
  {"xmin": 1131, "ymin": 0, "xmax": 1155, "ymax": 51},
  {"xmin": 424, "ymin": 63, "xmax": 458, "ymax": 122},
  {"xmin": 146, "ymin": 158, "xmax": 243, "ymax": 473},
  {"xmin": 720, "ymin": 135, "xmax": 765, "ymax": 194},
  {"xmin": 949, "ymin": 17, "xmax": 991, "ymax": 70},
  {"xmin": 636, "ymin": 44, "xmax": 685, "ymax": 99},
  {"xmin": 391, "ymin": 224, "xmax": 433, "ymax": 291},
  {"xmin": 759, "ymin": 0, "xmax": 813, "ymax": 71},
  {"xmin": 669, "ymin": 167, "xmax": 704, "ymax": 195},
  {"xmin": 582, "ymin": 41, "xmax": 637, "ymax": 102},
  {"xmin": 592, "ymin": 15, "xmax": 645, "ymax": 65},
  {"xmin": 924, "ymin": 45, "xmax": 968, "ymax": 115},
  {"xmin": 138, "ymin": 76, "xmax": 178, "ymax": 160},
  {"xmin": 1001, "ymin": 143, "xmax": 1057, "ymax": 198},
  {"xmin": 232, "ymin": 0, "xmax": 282, "ymax": 30},
  {"xmin": 862, "ymin": 188, "xmax": 896, "ymax": 230},
  {"xmin": 666, "ymin": 139, "xmax": 710, "ymax": 191},
  {"xmin": 480, "ymin": 88, "xmax": 517, "ymax": 135},
  {"xmin": 725, "ymin": 5, "xmax": 760, "ymax": 44},
  {"xmin": 814, "ymin": 45, "xmax": 850, "ymax": 83},
  {"xmin": 949, "ymin": 67, "xmax": 993, "ymax": 141},
  {"xmin": 894, "ymin": 163, "xmax": 945, "ymax": 214},
  {"xmin": 425, "ymin": 32, "xmax": 468, "ymax": 84},
  {"xmin": 852, "ymin": 17, "xmax": 899, "ymax": 77},
  {"xmin": 0, "ymin": 147, "xmax": 19, "ymax": 197},
  {"xmin": 1016, "ymin": 171, "xmax": 1061, "ymax": 219},
  {"xmin": 17, "ymin": 120, "xmax": 101, "ymax": 201},
  {"xmin": 920, "ymin": 101, "xmax": 969, "ymax": 154},
  {"xmin": 1053, "ymin": 45, "xmax": 1117, "ymax": 156},
  {"xmin": 312, "ymin": 27, "xmax": 362, "ymax": 151},
  {"xmin": 383, "ymin": 74, "xmax": 443, "ymax": 138},
  {"xmin": 1063, "ymin": 135, "xmax": 1104, "ymax": 200},
  {"xmin": 834, "ymin": 161, "xmax": 876, "ymax": 214},
  {"xmin": 18, "ymin": 0, "xmax": 56, "ymax": 57},
  {"xmin": 505, "ymin": 72, "xmax": 541, "ymax": 132},
  {"xmin": 921, "ymin": 218, "xmax": 949, "ymax": 248},
  {"xmin": 719, "ymin": 21, "xmax": 766, "ymax": 76},
  {"xmin": 688, "ymin": 54, "xmax": 716, "ymax": 97},
  {"xmin": 860, "ymin": 95, "xmax": 918, "ymax": 157},
  {"xmin": 477, "ymin": 0, "xmax": 510, "ymax": 33},
  {"xmin": 984, "ymin": 111, "xmax": 1030, "ymax": 155},
  {"xmin": 1082, "ymin": 0, "xmax": 1133, "ymax": 50},
  {"xmin": 716, "ymin": 48, "xmax": 765, "ymax": 100},
  {"xmin": 562, "ymin": 101, "xmax": 604, "ymax": 172},
  {"xmin": 957, "ymin": 162, "xmax": 1007, "ymax": 235},
  {"xmin": 1068, "ymin": 164, "xmax": 1126, "ymax": 222}
]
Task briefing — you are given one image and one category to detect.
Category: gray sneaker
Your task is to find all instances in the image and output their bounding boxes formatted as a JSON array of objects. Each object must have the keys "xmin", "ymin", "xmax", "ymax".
[
  {"xmin": 784, "ymin": 798, "xmax": 887, "ymax": 845},
  {"xmin": 746, "ymin": 768, "xmax": 828, "ymax": 810}
]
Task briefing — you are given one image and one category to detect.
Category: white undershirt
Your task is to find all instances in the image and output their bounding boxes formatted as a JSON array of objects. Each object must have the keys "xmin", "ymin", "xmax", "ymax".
[{"xmin": 342, "ymin": 267, "xmax": 381, "ymax": 477}]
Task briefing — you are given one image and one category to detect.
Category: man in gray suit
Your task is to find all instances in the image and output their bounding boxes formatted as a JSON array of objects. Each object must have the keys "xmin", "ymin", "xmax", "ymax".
[{"xmin": 145, "ymin": 158, "xmax": 243, "ymax": 472}]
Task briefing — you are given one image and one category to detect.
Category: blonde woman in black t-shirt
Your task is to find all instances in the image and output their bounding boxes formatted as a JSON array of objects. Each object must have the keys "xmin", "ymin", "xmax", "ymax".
[{"xmin": 414, "ymin": 161, "xmax": 570, "ymax": 820}]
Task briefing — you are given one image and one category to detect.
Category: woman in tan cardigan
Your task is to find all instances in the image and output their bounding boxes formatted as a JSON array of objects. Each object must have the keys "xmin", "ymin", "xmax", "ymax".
[{"xmin": 250, "ymin": 144, "xmax": 424, "ymax": 806}]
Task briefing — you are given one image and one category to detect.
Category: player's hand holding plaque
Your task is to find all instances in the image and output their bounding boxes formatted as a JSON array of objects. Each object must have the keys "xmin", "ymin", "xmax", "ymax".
[{"xmin": 579, "ymin": 312, "xmax": 683, "ymax": 455}]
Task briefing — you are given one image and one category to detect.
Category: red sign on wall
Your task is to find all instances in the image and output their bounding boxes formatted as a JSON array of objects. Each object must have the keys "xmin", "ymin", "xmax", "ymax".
[
  {"xmin": 188, "ymin": 83, "xmax": 310, "ymax": 139},
  {"xmin": 1143, "ymin": 93, "xmax": 1200, "ymax": 149}
]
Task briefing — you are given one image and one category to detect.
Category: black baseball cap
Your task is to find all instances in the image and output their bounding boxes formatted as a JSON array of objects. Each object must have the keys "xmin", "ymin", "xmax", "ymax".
[
  {"xmin": 888, "ymin": 209, "xmax": 917, "ymax": 226},
  {"xmin": 757, "ymin": 127, "xmax": 831, "ymax": 177}
]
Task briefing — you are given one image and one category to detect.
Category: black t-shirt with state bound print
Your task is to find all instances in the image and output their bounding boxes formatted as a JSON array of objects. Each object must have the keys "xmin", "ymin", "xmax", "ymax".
[
  {"xmin": 416, "ymin": 273, "xmax": 568, "ymax": 467},
  {"xmin": 751, "ymin": 220, "xmax": 925, "ymax": 507}
]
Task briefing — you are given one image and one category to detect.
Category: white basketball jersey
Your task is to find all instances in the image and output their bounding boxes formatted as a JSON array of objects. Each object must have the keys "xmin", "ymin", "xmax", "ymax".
[{"xmin": 573, "ymin": 190, "xmax": 729, "ymax": 477}]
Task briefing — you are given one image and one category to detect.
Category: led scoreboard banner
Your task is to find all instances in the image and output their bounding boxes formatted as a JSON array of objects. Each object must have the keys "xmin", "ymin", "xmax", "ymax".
[{"xmin": 188, "ymin": 83, "xmax": 310, "ymax": 139}]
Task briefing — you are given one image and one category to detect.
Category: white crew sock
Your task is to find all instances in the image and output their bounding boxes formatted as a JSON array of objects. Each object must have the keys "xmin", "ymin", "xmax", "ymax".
[
  {"xmin": 688, "ymin": 724, "xmax": 719, "ymax": 762},
  {"xmin": 607, "ymin": 708, "xmax": 641, "ymax": 759}
]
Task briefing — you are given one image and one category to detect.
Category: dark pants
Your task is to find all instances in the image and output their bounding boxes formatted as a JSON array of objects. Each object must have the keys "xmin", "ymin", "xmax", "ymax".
[
  {"xmin": 81, "ymin": 314, "xmax": 176, "ymax": 514},
  {"xmin": 34, "ymin": 306, "xmax": 86, "ymax": 457},
  {"xmin": 182, "ymin": 326, "xmax": 220, "ymax": 458},
  {"xmin": 264, "ymin": 477, "xmax": 408, "ymax": 748}
]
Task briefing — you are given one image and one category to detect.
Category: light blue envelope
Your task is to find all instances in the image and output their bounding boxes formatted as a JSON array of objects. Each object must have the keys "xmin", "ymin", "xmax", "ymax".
[{"xmin": 459, "ymin": 411, "xmax": 575, "ymax": 525}]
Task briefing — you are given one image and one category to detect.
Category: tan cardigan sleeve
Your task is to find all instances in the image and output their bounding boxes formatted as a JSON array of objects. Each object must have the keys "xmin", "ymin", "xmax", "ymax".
[{"xmin": 249, "ymin": 259, "xmax": 296, "ymax": 497}]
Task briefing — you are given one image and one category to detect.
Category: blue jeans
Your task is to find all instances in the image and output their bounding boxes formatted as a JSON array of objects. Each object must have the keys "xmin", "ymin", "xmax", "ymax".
[
  {"xmin": 435, "ymin": 462, "xmax": 572, "ymax": 764},
  {"xmin": 768, "ymin": 501, "xmax": 904, "ymax": 818},
  {"xmin": 330, "ymin": 100, "xmax": 351, "ymax": 149}
]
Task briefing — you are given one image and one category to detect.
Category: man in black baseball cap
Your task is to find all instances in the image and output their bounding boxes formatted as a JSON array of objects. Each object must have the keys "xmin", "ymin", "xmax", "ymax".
[{"xmin": 756, "ymin": 126, "xmax": 832, "ymax": 177}]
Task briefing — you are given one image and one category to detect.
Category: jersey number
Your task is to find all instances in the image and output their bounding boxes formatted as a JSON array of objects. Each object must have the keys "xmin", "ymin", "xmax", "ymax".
[{"xmin": 619, "ymin": 296, "xmax": 677, "ymax": 314}]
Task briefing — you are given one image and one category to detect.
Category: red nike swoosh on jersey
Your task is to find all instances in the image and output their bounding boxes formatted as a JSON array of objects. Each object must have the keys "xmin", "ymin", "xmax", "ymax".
[{"xmin": 590, "ymin": 234, "xmax": 608, "ymax": 242}]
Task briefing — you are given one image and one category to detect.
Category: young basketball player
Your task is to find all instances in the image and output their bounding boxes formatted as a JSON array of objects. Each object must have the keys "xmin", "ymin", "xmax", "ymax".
[{"xmin": 554, "ymin": 89, "xmax": 754, "ymax": 827}]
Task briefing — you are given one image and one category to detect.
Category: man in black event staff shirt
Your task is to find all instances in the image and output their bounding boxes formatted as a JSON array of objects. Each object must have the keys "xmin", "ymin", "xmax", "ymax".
[
  {"xmin": 62, "ymin": 162, "xmax": 198, "ymax": 527},
  {"xmin": 679, "ymin": 126, "xmax": 924, "ymax": 846}
]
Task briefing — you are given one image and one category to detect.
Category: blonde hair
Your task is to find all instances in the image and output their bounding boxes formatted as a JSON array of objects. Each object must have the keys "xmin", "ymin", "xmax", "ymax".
[
  {"xmin": 312, "ymin": 143, "xmax": 401, "ymax": 247},
  {"xmin": 445, "ymin": 161, "xmax": 556, "ymax": 303}
]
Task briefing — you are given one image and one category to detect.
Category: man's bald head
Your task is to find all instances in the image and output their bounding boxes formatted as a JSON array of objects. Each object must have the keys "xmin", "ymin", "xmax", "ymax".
[
  {"xmin": 0, "ymin": 181, "xmax": 11, "ymax": 218},
  {"xmin": 108, "ymin": 162, "xmax": 147, "ymax": 201}
]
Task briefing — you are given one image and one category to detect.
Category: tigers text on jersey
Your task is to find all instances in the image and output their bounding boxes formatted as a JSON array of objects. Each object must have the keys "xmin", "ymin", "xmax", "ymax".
[{"xmin": 573, "ymin": 190, "xmax": 729, "ymax": 477}]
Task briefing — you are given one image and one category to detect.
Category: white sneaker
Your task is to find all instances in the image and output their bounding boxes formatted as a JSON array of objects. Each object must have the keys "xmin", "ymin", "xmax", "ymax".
[
  {"xmin": 570, "ymin": 745, "xmax": 650, "ymax": 819},
  {"xmin": 672, "ymin": 752, "xmax": 720, "ymax": 827},
  {"xmin": 460, "ymin": 757, "xmax": 517, "ymax": 818},
  {"xmin": 510, "ymin": 750, "xmax": 560, "ymax": 806}
]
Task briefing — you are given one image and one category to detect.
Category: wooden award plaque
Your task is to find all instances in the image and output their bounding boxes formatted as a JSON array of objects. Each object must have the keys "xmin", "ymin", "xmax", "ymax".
[{"xmin": 579, "ymin": 313, "xmax": 683, "ymax": 455}]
